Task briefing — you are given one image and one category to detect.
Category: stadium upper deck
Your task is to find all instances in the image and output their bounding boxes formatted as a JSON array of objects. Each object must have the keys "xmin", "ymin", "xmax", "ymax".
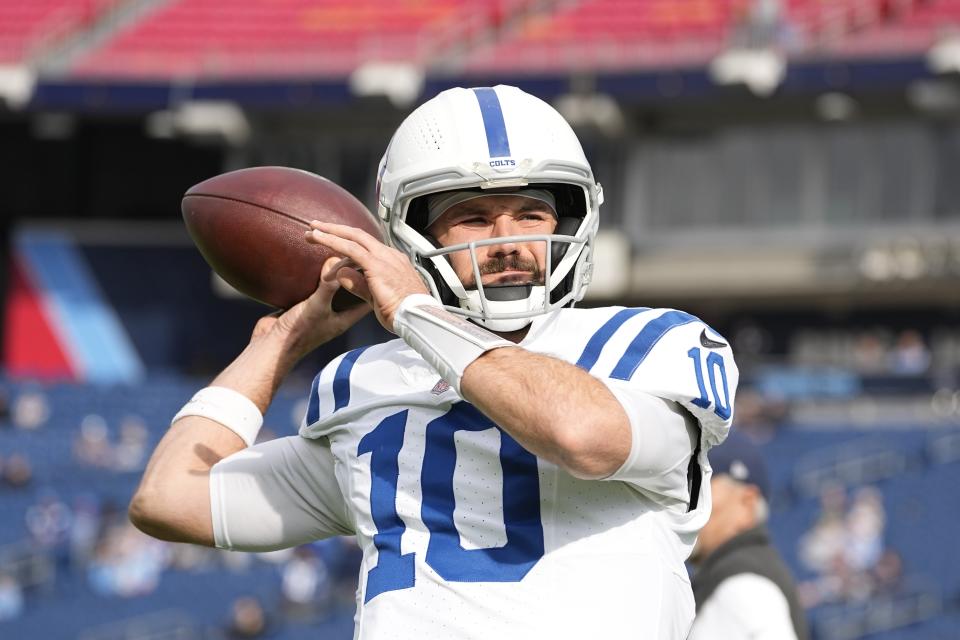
[
  {"xmin": 69, "ymin": 0, "xmax": 496, "ymax": 78},
  {"xmin": 2, "ymin": 0, "xmax": 956, "ymax": 80},
  {"xmin": 0, "ymin": 0, "xmax": 114, "ymax": 64}
]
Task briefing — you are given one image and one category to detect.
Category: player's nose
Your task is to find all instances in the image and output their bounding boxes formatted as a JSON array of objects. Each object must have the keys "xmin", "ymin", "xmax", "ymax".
[{"xmin": 488, "ymin": 214, "xmax": 520, "ymax": 257}]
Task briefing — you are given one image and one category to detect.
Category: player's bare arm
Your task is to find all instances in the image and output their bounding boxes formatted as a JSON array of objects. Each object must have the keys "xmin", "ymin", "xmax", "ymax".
[
  {"xmin": 128, "ymin": 257, "xmax": 369, "ymax": 545},
  {"xmin": 307, "ymin": 220, "xmax": 632, "ymax": 479},
  {"xmin": 459, "ymin": 347, "xmax": 630, "ymax": 479}
]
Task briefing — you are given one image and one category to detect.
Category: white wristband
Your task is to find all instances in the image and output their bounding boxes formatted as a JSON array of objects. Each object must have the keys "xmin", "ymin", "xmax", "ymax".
[
  {"xmin": 392, "ymin": 293, "xmax": 513, "ymax": 395},
  {"xmin": 171, "ymin": 386, "xmax": 264, "ymax": 447}
]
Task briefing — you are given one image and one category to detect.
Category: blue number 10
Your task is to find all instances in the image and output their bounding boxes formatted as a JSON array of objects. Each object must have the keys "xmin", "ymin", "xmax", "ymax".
[
  {"xmin": 357, "ymin": 402, "xmax": 544, "ymax": 602},
  {"xmin": 688, "ymin": 347, "xmax": 732, "ymax": 420},
  {"xmin": 357, "ymin": 410, "xmax": 415, "ymax": 601}
]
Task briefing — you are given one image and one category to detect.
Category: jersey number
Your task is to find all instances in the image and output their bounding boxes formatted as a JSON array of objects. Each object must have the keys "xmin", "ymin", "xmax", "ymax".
[
  {"xmin": 688, "ymin": 347, "xmax": 732, "ymax": 420},
  {"xmin": 358, "ymin": 402, "xmax": 544, "ymax": 602}
]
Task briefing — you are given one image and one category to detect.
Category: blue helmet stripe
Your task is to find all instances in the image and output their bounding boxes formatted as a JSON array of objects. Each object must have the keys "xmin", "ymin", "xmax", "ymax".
[
  {"xmin": 610, "ymin": 311, "xmax": 700, "ymax": 381},
  {"xmin": 333, "ymin": 346, "xmax": 371, "ymax": 411},
  {"xmin": 472, "ymin": 87, "xmax": 512, "ymax": 158}
]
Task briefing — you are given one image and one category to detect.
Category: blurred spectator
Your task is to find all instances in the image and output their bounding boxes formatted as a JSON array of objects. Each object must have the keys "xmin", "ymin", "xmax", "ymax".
[
  {"xmin": 87, "ymin": 523, "xmax": 168, "ymax": 598},
  {"xmin": 69, "ymin": 494, "xmax": 102, "ymax": 571},
  {"xmin": 12, "ymin": 389, "xmax": 50, "ymax": 431},
  {"xmin": 799, "ymin": 483, "xmax": 848, "ymax": 575},
  {"xmin": 870, "ymin": 549, "xmax": 904, "ymax": 596},
  {"xmin": 889, "ymin": 329, "xmax": 931, "ymax": 375},
  {"xmin": 844, "ymin": 486, "xmax": 885, "ymax": 572},
  {"xmin": 25, "ymin": 491, "xmax": 72, "ymax": 552},
  {"xmin": 73, "ymin": 414, "xmax": 113, "ymax": 468},
  {"xmin": 689, "ymin": 432, "xmax": 809, "ymax": 640},
  {"xmin": 852, "ymin": 331, "xmax": 889, "ymax": 374},
  {"xmin": 2, "ymin": 453, "xmax": 33, "ymax": 489},
  {"xmin": 281, "ymin": 546, "xmax": 331, "ymax": 620},
  {"xmin": 0, "ymin": 572, "xmax": 24, "ymax": 621},
  {"xmin": 798, "ymin": 483, "xmax": 893, "ymax": 607},
  {"xmin": 113, "ymin": 415, "xmax": 149, "ymax": 471},
  {"xmin": 223, "ymin": 596, "xmax": 276, "ymax": 639}
]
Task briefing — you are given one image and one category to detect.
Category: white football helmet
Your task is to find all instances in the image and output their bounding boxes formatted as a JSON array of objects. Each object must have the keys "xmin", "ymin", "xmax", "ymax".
[{"xmin": 377, "ymin": 85, "xmax": 602, "ymax": 332}]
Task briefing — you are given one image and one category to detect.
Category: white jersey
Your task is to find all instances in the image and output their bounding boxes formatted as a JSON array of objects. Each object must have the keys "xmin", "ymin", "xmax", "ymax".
[
  {"xmin": 210, "ymin": 306, "xmax": 738, "ymax": 639},
  {"xmin": 689, "ymin": 574, "xmax": 799, "ymax": 640}
]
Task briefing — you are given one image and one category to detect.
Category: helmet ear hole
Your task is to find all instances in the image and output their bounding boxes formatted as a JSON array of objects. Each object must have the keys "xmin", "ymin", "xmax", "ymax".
[
  {"xmin": 421, "ymin": 234, "xmax": 459, "ymax": 307},
  {"xmin": 407, "ymin": 195, "xmax": 430, "ymax": 232},
  {"xmin": 549, "ymin": 216, "xmax": 587, "ymax": 305},
  {"xmin": 551, "ymin": 217, "xmax": 582, "ymax": 267}
]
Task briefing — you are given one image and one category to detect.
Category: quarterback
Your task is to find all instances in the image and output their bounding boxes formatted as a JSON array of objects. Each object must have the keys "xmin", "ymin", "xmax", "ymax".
[{"xmin": 130, "ymin": 86, "xmax": 738, "ymax": 639}]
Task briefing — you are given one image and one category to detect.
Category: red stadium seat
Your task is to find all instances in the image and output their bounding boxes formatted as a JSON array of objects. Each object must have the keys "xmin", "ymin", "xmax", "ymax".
[
  {"xmin": 71, "ymin": 0, "xmax": 481, "ymax": 78},
  {"xmin": 0, "ymin": 0, "xmax": 113, "ymax": 64},
  {"xmin": 64, "ymin": 0, "xmax": 953, "ymax": 79}
]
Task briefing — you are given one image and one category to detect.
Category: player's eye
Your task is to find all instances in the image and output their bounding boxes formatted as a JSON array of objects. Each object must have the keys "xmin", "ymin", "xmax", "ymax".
[{"xmin": 519, "ymin": 211, "xmax": 550, "ymax": 222}]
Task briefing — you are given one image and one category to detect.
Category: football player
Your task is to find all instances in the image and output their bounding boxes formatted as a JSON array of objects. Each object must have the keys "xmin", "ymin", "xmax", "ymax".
[{"xmin": 130, "ymin": 85, "xmax": 738, "ymax": 639}]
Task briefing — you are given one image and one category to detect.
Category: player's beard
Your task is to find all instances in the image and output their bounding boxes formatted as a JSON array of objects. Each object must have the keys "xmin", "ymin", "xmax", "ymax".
[{"xmin": 464, "ymin": 255, "xmax": 543, "ymax": 289}]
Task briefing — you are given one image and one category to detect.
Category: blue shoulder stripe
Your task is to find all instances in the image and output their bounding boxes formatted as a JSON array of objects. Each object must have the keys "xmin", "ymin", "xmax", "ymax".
[
  {"xmin": 610, "ymin": 311, "xmax": 700, "ymax": 381},
  {"xmin": 333, "ymin": 346, "xmax": 371, "ymax": 411},
  {"xmin": 305, "ymin": 371, "xmax": 323, "ymax": 425},
  {"xmin": 472, "ymin": 87, "xmax": 511, "ymax": 158},
  {"xmin": 575, "ymin": 308, "xmax": 648, "ymax": 372}
]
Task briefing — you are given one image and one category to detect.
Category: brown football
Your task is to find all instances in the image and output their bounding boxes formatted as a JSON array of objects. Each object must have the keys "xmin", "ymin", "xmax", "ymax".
[{"xmin": 181, "ymin": 166, "xmax": 383, "ymax": 310}]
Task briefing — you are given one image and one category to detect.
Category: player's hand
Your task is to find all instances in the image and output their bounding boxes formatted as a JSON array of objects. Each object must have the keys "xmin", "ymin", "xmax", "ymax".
[
  {"xmin": 306, "ymin": 221, "xmax": 430, "ymax": 332},
  {"xmin": 252, "ymin": 256, "xmax": 371, "ymax": 359}
]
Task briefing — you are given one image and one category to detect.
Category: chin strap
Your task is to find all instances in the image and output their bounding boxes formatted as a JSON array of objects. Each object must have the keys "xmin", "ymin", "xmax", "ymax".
[{"xmin": 393, "ymin": 294, "xmax": 514, "ymax": 395}]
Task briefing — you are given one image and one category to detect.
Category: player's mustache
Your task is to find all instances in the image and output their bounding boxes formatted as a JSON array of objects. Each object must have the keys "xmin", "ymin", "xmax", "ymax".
[
  {"xmin": 465, "ymin": 256, "xmax": 543, "ymax": 287},
  {"xmin": 479, "ymin": 255, "xmax": 540, "ymax": 276}
]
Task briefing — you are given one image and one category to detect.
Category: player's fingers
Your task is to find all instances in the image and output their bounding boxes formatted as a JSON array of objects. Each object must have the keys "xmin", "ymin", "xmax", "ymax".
[
  {"xmin": 322, "ymin": 256, "xmax": 361, "ymax": 283},
  {"xmin": 304, "ymin": 257, "xmax": 344, "ymax": 306},
  {"xmin": 251, "ymin": 313, "xmax": 280, "ymax": 339},
  {"xmin": 333, "ymin": 296, "xmax": 371, "ymax": 328},
  {"xmin": 306, "ymin": 229, "xmax": 372, "ymax": 269},
  {"xmin": 309, "ymin": 221, "xmax": 385, "ymax": 254},
  {"xmin": 335, "ymin": 267, "xmax": 371, "ymax": 304}
]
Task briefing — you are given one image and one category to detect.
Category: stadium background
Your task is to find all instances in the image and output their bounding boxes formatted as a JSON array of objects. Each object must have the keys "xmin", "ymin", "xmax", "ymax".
[{"xmin": 2, "ymin": 0, "xmax": 960, "ymax": 637}]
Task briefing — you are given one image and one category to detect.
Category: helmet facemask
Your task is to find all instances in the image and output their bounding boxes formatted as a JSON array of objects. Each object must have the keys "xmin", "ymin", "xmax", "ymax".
[{"xmin": 392, "ymin": 183, "xmax": 597, "ymax": 332}]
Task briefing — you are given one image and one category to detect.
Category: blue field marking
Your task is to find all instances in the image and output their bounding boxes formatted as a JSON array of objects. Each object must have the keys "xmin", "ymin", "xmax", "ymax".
[
  {"xmin": 610, "ymin": 311, "xmax": 700, "ymax": 381},
  {"xmin": 332, "ymin": 346, "xmax": 371, "ymax": 411},
  {"xmin": 575, "ymin": 308, "xmax": 649, "ymax": 372},
  {"xmin": 17, "ymin": 230, "xmax": 144, "ymax": 384},
  {"xmin": 472, "ymin": 87, "xmax": 511, "ymax": 158}
]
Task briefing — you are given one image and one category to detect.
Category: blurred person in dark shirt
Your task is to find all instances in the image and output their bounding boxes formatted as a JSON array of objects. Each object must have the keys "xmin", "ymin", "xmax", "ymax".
[{"xmin": 689, "ymin": 432, "xmax": 808, "ymax": 640}]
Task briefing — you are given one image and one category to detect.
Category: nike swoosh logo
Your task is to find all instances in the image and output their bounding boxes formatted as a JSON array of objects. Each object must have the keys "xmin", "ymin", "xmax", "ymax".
[{"xmin": 700, "ymin": 329, "xmax": 728, "ymax": 349}]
